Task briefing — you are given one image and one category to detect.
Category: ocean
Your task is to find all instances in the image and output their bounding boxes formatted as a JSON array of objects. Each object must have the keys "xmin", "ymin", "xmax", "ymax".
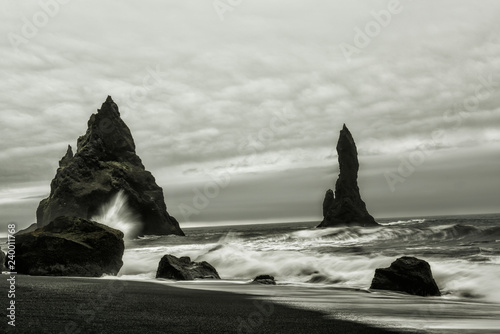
[{"xmin": 117, "ymin": 213, "xmax": 500, "ymax": 333}]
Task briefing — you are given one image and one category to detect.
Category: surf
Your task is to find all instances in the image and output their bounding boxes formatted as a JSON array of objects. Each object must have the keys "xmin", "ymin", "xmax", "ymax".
[{"xmin": 92, "ymin": 190, "xmax": 142, "ymax": 240}]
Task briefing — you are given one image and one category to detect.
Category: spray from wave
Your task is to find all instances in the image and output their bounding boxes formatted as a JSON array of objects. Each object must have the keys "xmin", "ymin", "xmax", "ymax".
[{"xmin": 92, "ymin": 190, "xmax": 141, "ymax": 240}]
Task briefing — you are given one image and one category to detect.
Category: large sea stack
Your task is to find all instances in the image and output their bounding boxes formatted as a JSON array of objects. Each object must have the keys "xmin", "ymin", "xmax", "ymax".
[
  {"xmin": 36, "ymin": 96, "xmax": 184, "ymax": 237},
  {"xmin": 318, "ymin": 124, "xmax": 378, "ymax": 228}
]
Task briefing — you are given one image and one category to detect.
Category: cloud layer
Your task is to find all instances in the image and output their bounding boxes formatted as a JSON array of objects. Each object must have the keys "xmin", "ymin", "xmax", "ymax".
[{"xmin": 1, "ymin": 0, "xmax": 499, "ymax": 228}]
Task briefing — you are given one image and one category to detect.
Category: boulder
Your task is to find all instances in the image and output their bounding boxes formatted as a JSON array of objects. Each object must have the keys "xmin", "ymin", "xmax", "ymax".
[
  {"xmin": 156, "ymin": 255, "xmax": 220, "ymax": 280},
  {"xmin": 252, "ymin": 275, "xmax": 276, "ymax": 285},
  {"xmin": 370, "ymin": 256, "xmax": 441, "ymax": 296},
  {"xmin": 318, "ymin": 124, "xmax": 378, "ymax": 227},
  {"xmin": 14, "ymin": 216, "xmax": 124, "ymax": 277},
  {"xmin": 36, "ymin": 96, "xmax": 184, "ymax": 237}
]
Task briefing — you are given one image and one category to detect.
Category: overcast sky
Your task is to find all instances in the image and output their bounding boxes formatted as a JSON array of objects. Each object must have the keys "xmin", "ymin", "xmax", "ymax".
[{"xmin": 1, "ymin": 0, "xmax": 499, "ymax": 230}]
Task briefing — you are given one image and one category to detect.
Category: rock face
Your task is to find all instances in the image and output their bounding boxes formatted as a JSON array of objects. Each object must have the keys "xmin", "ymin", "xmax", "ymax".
[
  {"xmin": 252, "ymin": 275, "xmax": 276, "ymax": 285},
  {"xmin": 36, "ymin": 96, "xmax": 184, "ymax": 237},
  {"xmin": 15, "ymin": 223, "xmax": 38, "ymax": 236},
  {"xmin": 156, "ymin": 255, "xmax": 220, "ymax": 280},
  {"xmin": 370, "ymin": 256, "xmax": 441, "ymax": 296},
  {"xmin": 14, "ymin": 216, "xmax": 124, "ymax": 277},
  {"xmin": 318, "ymin": 124, "xmax": 378, "ymax": 228}
]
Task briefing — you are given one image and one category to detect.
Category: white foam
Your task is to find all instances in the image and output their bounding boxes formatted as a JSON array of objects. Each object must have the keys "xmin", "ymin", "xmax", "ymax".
[
  {"xmin": 379, "ymin": 218, "xmax": 426, "ymax": 226},
  {"xmin": 92, "ymin": 190, "xmax": 141, "ymax": 240}
]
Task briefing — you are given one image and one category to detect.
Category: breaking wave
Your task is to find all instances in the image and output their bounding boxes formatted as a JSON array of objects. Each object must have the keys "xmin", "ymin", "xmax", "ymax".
[
  {"xmin": 379, "ymin": 219, "xmax": 426, "ymax": 226},
  {"xmin": 118, "ymin": 224, "xmax": 500, "ymax": 302},
  {"xmin": 92, "ymin": 190, "xmax": 141, "ymax": 240}
]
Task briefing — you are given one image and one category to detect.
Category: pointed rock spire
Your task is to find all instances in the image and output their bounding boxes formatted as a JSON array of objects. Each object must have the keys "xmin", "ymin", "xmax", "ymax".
[
  {"xmin": 318, "ymin": 125, "xmax": 378, "ymax": 227},
  {"xmin": 36, "ymin": 96, "xmax": 184, "ymax": 237},
  {"xmin": 58, "ymin": 145, "xmax": 73, "ymax": 168}
]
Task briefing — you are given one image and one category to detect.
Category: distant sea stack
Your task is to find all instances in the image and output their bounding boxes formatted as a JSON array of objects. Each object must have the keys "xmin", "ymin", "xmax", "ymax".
[
  {"xmin": 318, "ymin": 124, "xmax": 378, "ymax": 228},
  {"xmin": 36, "ymin": 96, "xmax": 184, "ymax": 237}
]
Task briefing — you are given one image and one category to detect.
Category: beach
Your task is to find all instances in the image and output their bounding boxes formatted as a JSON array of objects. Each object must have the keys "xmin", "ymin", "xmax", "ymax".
[{"xmin": 1, "ymin": 275, "xmax": 408, "ymax": 334}]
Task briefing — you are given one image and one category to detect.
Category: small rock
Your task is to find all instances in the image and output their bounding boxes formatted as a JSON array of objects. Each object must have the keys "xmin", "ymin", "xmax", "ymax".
[
  {"xmin": 156, "ymin": 254, "xmax": 220, "ymax": 280},
  {"xmin": 252, "ymin": 275, "xmax": 276, "ymax": 285},
  {"xmin": 370, "ymin": 256, "xmax": 441, "ymax": 296}
]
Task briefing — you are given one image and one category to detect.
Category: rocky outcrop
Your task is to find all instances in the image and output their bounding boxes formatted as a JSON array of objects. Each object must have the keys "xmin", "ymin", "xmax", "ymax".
[
  {"xmin": 156, "ymin": 255, "xmax": 220, "ymax": 280},
  {"xmin": 318, "ymin": 124, "xmax": 378, "ymax": 228},
  {"xmin": 370, "ymin": 256, "xmax": 441, "ymax": 296},
  {"xmin": 36, "ymin": 96, "xmax": 184, "ymax": 237},
  {"xmin": 14, "ymin": 216, "xmax": 124, "ymax": 277},
  {"xmin": 252, "ymin": 275, "xmax": 276, "ymax": 285}
]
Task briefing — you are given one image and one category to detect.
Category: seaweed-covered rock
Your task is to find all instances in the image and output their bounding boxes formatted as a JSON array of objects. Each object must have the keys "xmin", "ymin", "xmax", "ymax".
[
  {"xmin": 36, "ymin": 96, "xmax": 184, "ymax": 237},
  {"xmin": 370, "ymin": 256, "xmax": 441, "ymax": 296},
  {"xmin": 15, "ymin": 216, "xmax": 124, "ymax": 277},
  {"xmin": 318, "ymin": 124, "xmax": 378, "ymax": 227},
  {"xmin": 156, "ymin": 255, "xmax": 220, "ymax": 280}
]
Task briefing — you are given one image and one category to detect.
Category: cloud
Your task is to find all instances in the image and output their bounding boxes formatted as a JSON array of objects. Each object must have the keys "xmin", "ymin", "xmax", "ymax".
[{"xmin": 1, "ymin": 0, "xmax": 499, "ymax": 229}]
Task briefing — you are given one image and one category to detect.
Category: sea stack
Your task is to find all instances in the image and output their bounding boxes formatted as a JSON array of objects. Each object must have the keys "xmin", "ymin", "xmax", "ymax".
[
  {"xmin": 36, "ymin": 96, "xmax": 184, "ymax": 237},
  {"xmin": 318, "ymin": 124, "xmax": 378, "ymax": 228}
]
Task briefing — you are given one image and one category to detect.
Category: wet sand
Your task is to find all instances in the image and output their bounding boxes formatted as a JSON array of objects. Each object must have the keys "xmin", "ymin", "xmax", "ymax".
[{"xmin": 0, "ymin": 275, "xmax": 417, "ymax": 334}]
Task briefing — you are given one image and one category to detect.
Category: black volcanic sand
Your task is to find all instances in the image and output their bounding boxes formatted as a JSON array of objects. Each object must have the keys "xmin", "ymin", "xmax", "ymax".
[{"xmin": 1, "ymin": 275, "xmax": 417, "ymax": 334}]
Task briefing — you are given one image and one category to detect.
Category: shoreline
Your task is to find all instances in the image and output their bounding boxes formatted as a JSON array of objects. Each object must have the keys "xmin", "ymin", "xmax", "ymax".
[{"xmin": 1, "ymin": 274, "xmax": 415, "ymax": 334}]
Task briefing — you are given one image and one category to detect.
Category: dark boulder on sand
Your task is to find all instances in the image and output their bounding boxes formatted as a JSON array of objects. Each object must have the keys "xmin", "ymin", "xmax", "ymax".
[
  {"xmin": 370, "ymin": 256, "xmax": 441, "ymax": 296},
  {"xmin": 14, "ymin": 216, "xmax": 124, "ymax": 277},
  {"xmin": 36, "ymin": 96, "xmax": 184, "ymax": 237},
  {"xmin": 318, "ymin": 125, "xmax": 378, "ymax": 228},
  {"xmin": 156, "ymin": 255, "xmax": 221, "ymax": 280},
  {"xmin": 252, "ymin": 274, "xmax": 276, "ymax": 285}
]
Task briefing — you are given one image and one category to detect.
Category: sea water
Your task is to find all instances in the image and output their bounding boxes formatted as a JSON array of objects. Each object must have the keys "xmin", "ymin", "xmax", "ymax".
[{"xmin": 117, "ymin": 214, "xmax": 500, "ymax": 333}]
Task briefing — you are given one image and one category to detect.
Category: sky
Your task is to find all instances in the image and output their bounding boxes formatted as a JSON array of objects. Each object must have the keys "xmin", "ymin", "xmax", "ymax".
[{"xmin": 1, "ymin": 0, "xmax": 499, "ymax": 231}]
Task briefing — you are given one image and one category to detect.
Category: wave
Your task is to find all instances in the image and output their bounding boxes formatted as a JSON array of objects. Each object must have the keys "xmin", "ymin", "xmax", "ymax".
[
  {"xmin": 137, "ymin": 235, "xmax": 162, "ymax": 241},
  {"xmin": 120, "ymin": 232, "xmax": 500, "ymax": 303},
  {"xmin": 92, "ymin": 190, "xmax": 142, "ymax": 240},
  {"xmin": 288, "ymin": 223, "xmax": 500, "ymax": 246},
  {"xmin": 118, "ymin": 218, "xmax": 500, "ymax": 304},
  {"xmin": 432, "ymin": 260, "xmax": 500, "ymax": 301},
  {"xmin": 379, "ymin": 219, "xmax": 426, "ymax": 226}
]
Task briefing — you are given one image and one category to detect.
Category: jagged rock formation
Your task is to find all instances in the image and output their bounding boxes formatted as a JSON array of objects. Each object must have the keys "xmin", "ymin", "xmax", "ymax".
[
  {"xmin": 36, "ymin": 96, "xmax": 184, "ymax": 237},
  {"xmin": 14, "ymin": 216, "xmax": 124, "ymax": 277},
  {"xmin": 318, "ymin": 124, "xmax": 378, "ymax": 228},
  {"xmin": 156, "ymin": 255, "xmax": 221, "ymax": 280},
  {"xmin": 370, "ymin": 256, "xmax": 441, "ymax": 296}
]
